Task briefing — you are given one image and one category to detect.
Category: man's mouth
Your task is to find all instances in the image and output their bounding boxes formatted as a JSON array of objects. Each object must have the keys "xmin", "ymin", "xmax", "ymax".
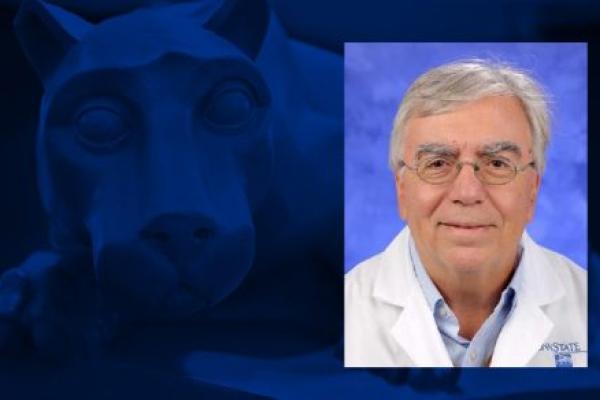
[{"xmin": 439, "ymin": 222, "xmax": 495, "ymax": 229}]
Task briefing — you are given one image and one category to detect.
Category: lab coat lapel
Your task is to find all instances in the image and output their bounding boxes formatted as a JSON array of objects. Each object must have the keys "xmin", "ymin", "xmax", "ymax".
[
  {"xmin": 491, "ymin": 232, "xmax": 565, "ymax": 367},
  {"xmin": 390, "ymin": 288, "xmax": 453, "ymax": 367},
  {"xmin": 372, "ymin": 228, "xmax": 453, "ymax": 367},
  {"xmin": 490, "ymin": 298, "xmax": 553, "ymax": 367}
]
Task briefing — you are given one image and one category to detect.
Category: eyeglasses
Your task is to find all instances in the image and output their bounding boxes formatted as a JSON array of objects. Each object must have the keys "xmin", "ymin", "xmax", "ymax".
[{"xmin": 398, "ymin": 155, "xmax": 536, "ymax": 185}]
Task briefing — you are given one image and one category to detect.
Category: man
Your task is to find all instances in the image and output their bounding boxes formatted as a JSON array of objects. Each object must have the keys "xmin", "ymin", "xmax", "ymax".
[{"xmin": 345, "ymin": 60, "xmax": 587, "ymax": 367}]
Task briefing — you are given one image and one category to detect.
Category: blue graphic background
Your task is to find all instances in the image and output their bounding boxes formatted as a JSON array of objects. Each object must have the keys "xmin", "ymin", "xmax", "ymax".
[
  {"xmin": 345, "ymin": 43, "xmax": 587, "ymax": 272},
  {"xmin": 0, "ymin": 0, "xmax": 597, "ymax": 399}
]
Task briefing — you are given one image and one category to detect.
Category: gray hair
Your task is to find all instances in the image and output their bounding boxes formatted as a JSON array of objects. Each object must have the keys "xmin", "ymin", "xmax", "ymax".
[{"xmin": 389, "ymin": 59, "xmax": 550, "ymax": 174}]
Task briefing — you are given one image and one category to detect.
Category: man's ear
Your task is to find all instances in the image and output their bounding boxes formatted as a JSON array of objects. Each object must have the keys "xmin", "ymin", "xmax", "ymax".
[
  {"xmin": 203, "ymin": 0, "xmax": 270, "ymax": 60},
  {"xmin": 14, "ymin": 0, "xmax": 93, "ymax": 83},
  {"xmin": 395, "ymin": 171, "xmax": 408, "ymax": 220},
  {"xmin": 526, "ymin": 172, "xmax": 541, "ymax": 220}
]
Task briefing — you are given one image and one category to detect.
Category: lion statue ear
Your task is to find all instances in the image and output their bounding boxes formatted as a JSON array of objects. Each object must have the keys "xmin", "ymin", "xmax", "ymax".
[
  {"xmin": 203, "ymin": 0, "xmax": 270, "ymax": 60},
  {"xmin": 14, "ymin": 0, "xmax": 93, "ymax": 83}
]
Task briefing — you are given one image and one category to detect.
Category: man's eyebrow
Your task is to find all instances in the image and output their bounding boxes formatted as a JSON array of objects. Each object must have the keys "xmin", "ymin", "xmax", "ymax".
[
  {"xmin": 479, "ymin": 141, "xmax": 523, "ymax": 157},
  {"xmin": 415, "ymin": 143, "xmax": 458, "ymax": 159}
]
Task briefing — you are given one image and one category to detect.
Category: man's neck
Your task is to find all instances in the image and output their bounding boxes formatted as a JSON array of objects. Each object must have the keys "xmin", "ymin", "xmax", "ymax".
[{"xmin": 417, "ymin": 247, "xmax": 519, "ymax": 340}]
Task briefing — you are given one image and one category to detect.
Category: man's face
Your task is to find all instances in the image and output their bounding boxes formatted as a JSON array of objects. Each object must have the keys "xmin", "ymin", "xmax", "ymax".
[{"xmin": 396, "ymin": 96, "xmax": 540, "ymax": 276}]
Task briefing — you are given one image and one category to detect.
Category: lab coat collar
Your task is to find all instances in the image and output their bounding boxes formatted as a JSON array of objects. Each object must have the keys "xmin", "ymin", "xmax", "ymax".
[
  {"xmin": 372, "ymin": 228, "xmax": 453, "ymax": 366},
  {"xmin": 370, "ymin": 227, "xmax": 566, "ymax": 367},
  {"xmin": 490, "ymin": 231, "xmax": 566, "ymax": 366},
  {"xmin": 371, "ymin": 227, "xmax": 414, "ymax": 308},
  {"xmin": 513, "ymin": 230, "xmax": 565, "ymax": 306}
]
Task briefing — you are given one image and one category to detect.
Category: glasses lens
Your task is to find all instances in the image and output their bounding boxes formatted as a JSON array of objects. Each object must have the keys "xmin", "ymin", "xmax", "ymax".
[
  {"xmin": 479, "ymin": 157, "xmax": 517, "ymax": 185},
  {"xmin": 417, "ymin": 157, "xmax": 455, "ymax": 184}
]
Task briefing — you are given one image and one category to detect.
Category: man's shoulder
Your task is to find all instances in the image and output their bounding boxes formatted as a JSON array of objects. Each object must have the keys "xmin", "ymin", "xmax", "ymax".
[
  {"xmin": 345, "ymin": 252, "xmax": 385, "ymax": 298},
  {"xmin": 345, "ymin": 228, "xmax": 412, "ymax": 300},
  {"xmin": 528, "ymin": 237, "xmax": 587, "ymax": 293},
  {"xmin": 536, "ymin": 241, "xmax": 585, "ymax": 274}
]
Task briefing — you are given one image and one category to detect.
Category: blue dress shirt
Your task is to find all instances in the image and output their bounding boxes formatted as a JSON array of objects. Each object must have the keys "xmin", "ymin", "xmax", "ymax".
[{"xmin": 409, "ymin": 237, "xmax": 522, "ymax": 367}]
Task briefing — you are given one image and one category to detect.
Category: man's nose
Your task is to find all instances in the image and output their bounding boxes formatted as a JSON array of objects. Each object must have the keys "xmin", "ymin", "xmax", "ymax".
[
  {"xmin": 448, "ymin": 162, "xmax": 486, "ymax": 206},
  {"xmin": 140, "ymin": 213, "xmax": 216, "ymax": 246}
]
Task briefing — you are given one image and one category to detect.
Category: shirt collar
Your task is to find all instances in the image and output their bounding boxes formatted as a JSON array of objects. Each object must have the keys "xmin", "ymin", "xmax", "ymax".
[{"xmin": 409, "ymin": 234, "xmax": 523, "ymax": 314}]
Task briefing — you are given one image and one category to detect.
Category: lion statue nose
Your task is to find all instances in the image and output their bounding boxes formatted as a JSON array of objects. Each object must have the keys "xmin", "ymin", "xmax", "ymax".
[{"xmin": 95, "ymin": 212, "xmax": 254, "ymax": 319}]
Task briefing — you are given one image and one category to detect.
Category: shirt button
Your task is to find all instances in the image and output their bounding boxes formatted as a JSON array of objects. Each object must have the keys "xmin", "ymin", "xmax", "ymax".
[
  {"xmin": 440, "ymin": 307, "xmax": 449, "ymax": 318},
  {"xmin": 469, "ymin": 351, "xmax": 477, "ymax": 362}
]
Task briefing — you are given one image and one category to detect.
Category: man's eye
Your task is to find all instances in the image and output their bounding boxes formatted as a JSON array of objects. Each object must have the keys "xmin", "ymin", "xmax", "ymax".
[
  {"xmin": 203, "ymin": 81, "xmax": 257, "ymax": 130},
  {"xmin": 76, "ymin": 106, "xmax": 129, "ymax": 150},
  {"xmin": 487, "ymin": 158, "xmax": 512, "ymax": 169},
  {"xmin": 424, "ymin": 158, "xmax": 452, "ymax": 169}
]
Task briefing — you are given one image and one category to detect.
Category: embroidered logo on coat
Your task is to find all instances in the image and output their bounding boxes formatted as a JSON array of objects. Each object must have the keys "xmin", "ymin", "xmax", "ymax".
[
  {"xmin": 539, "ymin": 342, "xmax": 581, "ymax": 353},
  {"xmin": 539, "ymin": 342, "xmax": 584, "ymax": 367},
  {"xmin": 554, "ymin": 352, "xmax": 573, "ymax": 367}
]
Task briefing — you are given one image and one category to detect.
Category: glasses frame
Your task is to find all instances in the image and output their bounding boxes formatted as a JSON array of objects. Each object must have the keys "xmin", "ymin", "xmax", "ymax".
[{"xmin": 398, "ymin": 157, "xmax": 537, "ymax": 185}]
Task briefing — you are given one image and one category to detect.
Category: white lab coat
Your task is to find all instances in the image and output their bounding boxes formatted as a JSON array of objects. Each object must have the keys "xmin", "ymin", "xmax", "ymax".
[{"xmin": 344, "ymin": 227, "xmax": 587, "ymax": 367}]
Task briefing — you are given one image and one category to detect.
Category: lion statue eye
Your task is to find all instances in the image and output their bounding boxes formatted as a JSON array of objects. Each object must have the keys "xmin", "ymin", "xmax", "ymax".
[
  {"xmin": 76, "ymin": 106, "xmax": 129, "ymax": 150},
  {"xmin": 203, "ymin": 81, "xmax": 257, "ymax": 130}
]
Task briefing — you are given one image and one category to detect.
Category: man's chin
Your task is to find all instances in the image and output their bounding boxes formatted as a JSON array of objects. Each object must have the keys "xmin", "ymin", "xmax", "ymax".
[{"xmin": 438, "ymin": 247, "xmax": 496, "ymax": 274}]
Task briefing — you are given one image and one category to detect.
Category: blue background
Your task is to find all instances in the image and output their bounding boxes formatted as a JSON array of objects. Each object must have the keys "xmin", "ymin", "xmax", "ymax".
[
  {"xmin": 0, "ymin": 1, "xmax": 599, "ymax": 399},
  {"xmin": 345, "ymin": 43, "xmax": 587, "ymax": 272}
]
